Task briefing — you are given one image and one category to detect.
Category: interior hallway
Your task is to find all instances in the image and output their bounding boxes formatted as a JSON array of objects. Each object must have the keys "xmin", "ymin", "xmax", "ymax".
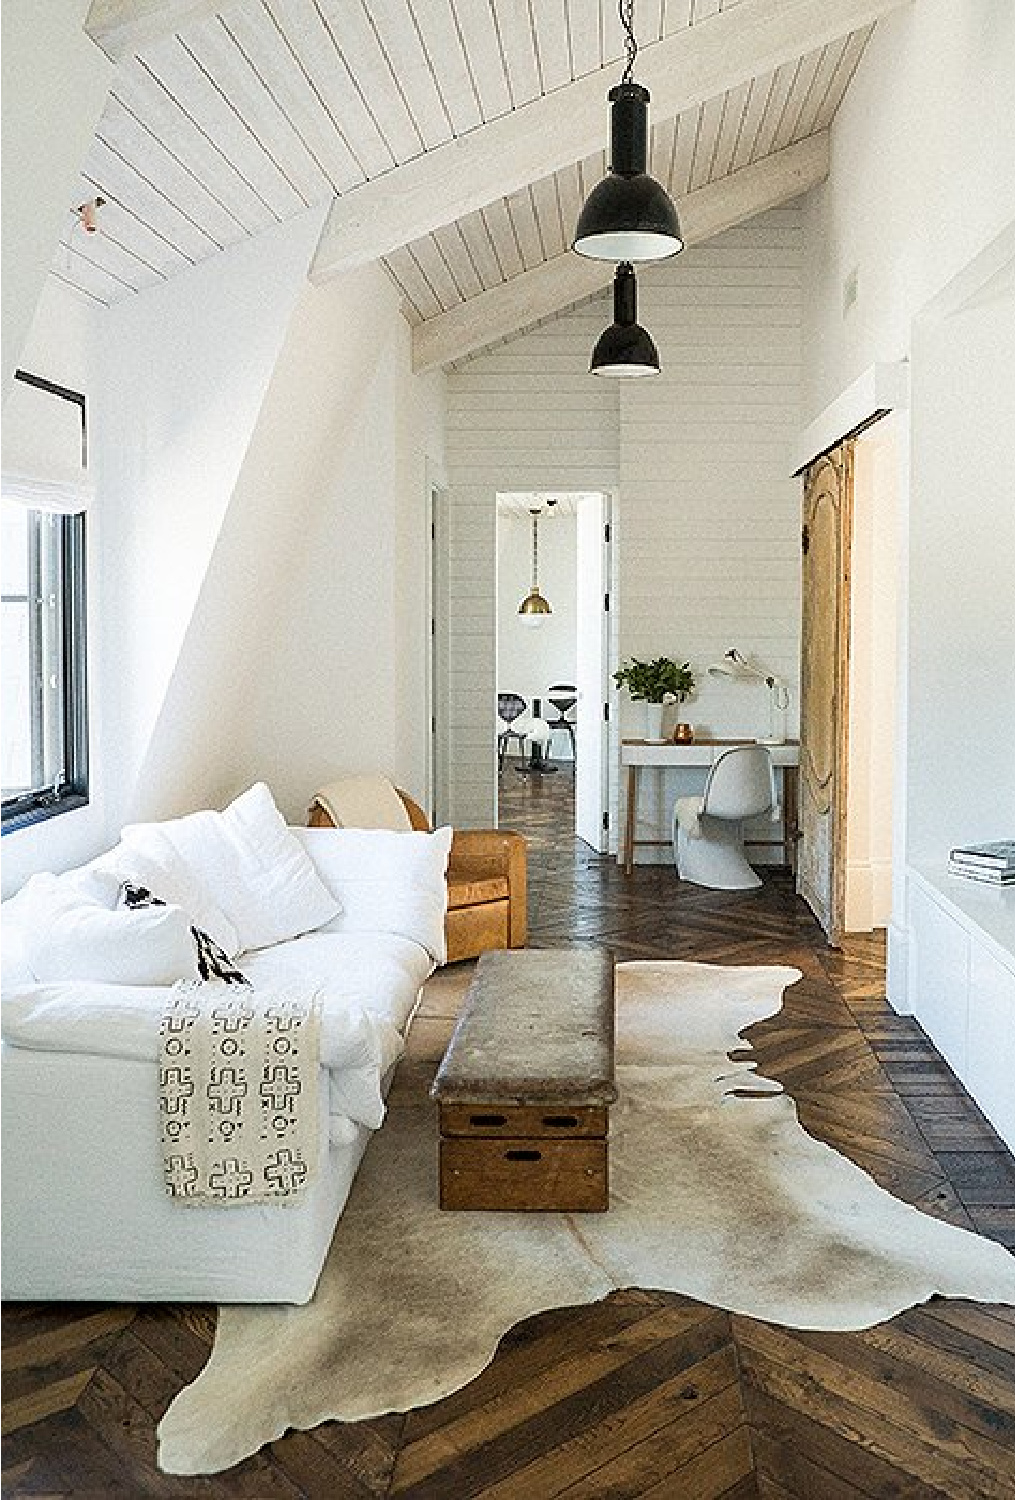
[{"xmin": 3, "ymin": 837, "xmax": 1014, "ymax": 1496}]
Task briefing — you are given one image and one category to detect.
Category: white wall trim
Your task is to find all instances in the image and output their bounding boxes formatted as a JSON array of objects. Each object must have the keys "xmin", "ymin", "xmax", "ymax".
[{"xmin": 793, "ymin": 360, "xmax": 909, "ymax": 475}]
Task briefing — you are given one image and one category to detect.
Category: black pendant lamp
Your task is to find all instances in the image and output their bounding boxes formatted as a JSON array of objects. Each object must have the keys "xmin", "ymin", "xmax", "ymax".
[
  {"xmin": 590, "ymin": 262, "xmax": 659, "ymax": 377},
  {"xmin": 573, "ymin": 0, "xmax": 683, "ymax": 262}
]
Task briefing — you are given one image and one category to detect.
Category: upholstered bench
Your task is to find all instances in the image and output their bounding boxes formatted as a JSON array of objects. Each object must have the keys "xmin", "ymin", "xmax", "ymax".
[{"xmin": 431, "ymin": 948, "xmax": 616, "ymax": 1211}]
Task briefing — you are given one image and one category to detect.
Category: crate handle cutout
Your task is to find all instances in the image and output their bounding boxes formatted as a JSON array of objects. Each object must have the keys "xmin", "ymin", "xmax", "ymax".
[
  {"xmin": 504, "ymin": 1149, "xmax": 542, "ymax": 1162},
  {"xmin": 469, "ymin": 1113, "xmax": 507, "ymax": 1127},
  {"xmin": 542, "ymin": 1115, "xmax": 580, "ymax": 1128}
]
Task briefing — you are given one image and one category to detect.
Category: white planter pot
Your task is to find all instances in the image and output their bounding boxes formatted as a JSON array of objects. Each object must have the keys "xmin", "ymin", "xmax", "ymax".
[{"xmin": 643, "ymin": 701, "xmax": 666, "ymax": 741}]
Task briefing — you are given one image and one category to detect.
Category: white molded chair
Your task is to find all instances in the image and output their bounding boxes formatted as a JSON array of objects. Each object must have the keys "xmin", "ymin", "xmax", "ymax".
[{"xmin": 673, "ymin": 745, "xmax": 777, "ymax": 890}]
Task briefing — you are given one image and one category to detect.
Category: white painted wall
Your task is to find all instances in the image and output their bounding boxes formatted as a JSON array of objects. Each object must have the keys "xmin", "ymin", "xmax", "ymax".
[
  {"xmin": 1, "ymin": 1, "xmax": 111, "ymax": 386},
  {"xmin": 134, "ymin": 261, "xmax": 445, "ymax": 826},
  {"xmin": 845, "ymin": 414, "xmax": 899, "ymax": 931},
  {"xmin": 445, "ymin": 208, "xmax": 803, "ymax": 851},
  {"xmin": 496, "ymin": 511, "xmax": 577, "ymax": 749},
  {"xmin": 96, "ymin": 209, "xmax": 327, "ymax": 828},
  {"xmin": 801, "ymin": 0, "xmax": 1015, "ymax": 420}
]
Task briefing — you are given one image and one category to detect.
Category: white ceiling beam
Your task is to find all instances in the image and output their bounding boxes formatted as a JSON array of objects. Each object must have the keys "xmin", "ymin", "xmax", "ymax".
[
  {"xmin": 411, "ymin": 133, "xmax": 829, "ymax": 373},
  {"xmin": 312, "ymin": 0, "xmax": 906, "ymax": 281},
  {"xmin": 85, "ymin": 0, "xmax": 227, "ymax": 61}
]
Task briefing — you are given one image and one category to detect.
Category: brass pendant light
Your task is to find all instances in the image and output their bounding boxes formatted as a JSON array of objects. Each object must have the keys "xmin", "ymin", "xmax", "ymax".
[{"xmin": 518, "ymin": 508, "xmax": 552, "ymax": 624}]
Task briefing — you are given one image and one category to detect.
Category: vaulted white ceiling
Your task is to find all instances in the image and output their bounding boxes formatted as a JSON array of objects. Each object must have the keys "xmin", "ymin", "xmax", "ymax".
[{"xmin": 61, "ymin": 0, "xmax": 893, "ymax": 362}]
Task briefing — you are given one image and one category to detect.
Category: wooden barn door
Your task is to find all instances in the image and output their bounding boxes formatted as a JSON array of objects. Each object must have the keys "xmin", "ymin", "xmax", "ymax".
[{"xmin": 798, "ymin": 443, "xmax": 854, "ymax": 946}]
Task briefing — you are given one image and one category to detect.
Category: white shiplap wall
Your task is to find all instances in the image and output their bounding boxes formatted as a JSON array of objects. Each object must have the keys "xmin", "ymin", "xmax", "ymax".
[{"xmin": 444, "ymin": 206, "xmax": 803, "ymax": 851}]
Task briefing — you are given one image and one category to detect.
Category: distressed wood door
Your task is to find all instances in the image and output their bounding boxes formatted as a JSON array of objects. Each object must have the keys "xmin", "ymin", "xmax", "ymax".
[{"xmin": 797, "ymin": 443, "xmax": 854, "ymax": 946}]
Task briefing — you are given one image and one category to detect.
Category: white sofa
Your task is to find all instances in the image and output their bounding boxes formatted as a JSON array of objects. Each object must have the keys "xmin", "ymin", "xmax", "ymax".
[{"xmin": 1, "ymin": 786, "xmax": 452, "ymax": 1305}]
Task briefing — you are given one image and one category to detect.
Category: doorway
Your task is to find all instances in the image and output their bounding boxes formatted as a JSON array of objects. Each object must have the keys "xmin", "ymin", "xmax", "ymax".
[{"xmin": 494, "ymin": 491, "xmax": 613, "ymax": 850}]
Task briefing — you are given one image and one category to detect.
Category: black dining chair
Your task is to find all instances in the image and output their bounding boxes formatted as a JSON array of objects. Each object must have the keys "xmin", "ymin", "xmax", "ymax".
[
  {"xmin": 545, "ymin": 684, "xmax": 577, "ymax": 767},
  {"xmin": 497, "ymin": 692, "xmax": 528, "ymax": 773}
]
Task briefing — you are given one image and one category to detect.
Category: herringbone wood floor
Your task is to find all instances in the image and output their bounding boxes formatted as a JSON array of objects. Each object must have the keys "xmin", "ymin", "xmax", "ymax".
[{"xmin": 3, "ymin": 764, "xmax": 1014, "ymax": 1497}]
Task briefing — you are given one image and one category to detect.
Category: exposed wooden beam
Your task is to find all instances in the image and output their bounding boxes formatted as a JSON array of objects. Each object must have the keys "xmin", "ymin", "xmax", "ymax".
[
  {"xmin": 85, "ymin": 0, "xmax": 225, "ymax": 61},
  {"xmin": 411, "ymin": 133, "xmax": 829, "ymax": 372},
  {"xmin": 312, "ymin": 0, "xmax": 905, "ymax": 281}
]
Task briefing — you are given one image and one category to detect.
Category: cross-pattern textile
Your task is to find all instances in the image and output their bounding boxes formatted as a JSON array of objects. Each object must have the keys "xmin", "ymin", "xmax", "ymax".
[{"xmin": 160, "ymin": 979, "xmax": 321, "ymax": 1206}]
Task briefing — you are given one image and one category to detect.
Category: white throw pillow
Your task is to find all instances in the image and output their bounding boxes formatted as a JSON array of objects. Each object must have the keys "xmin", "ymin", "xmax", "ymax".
[
  {"xmin": 121, "ymin": 783, "xmax": 340, "ymax": 954},
  {"xmin": 11, "ymin": 871, "xmax": 198, "ymax": 986},
  {"xmin": 294, "ymin": 825, "xmax": 452, "ymax": 964},
  {"xmin": 90, "ymin": 843, "xmax": 240, "ymax": 956}
]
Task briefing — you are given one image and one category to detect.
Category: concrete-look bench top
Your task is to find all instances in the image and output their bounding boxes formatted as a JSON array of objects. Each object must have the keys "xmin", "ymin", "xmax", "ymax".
[{"xmin": 431, "ymin": 948, "xmax": 617, "ymax": 1106}]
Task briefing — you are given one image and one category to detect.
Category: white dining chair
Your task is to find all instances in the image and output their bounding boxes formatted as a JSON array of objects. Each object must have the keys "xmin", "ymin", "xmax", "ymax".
[{"xmin": 672, "ymin": 745, "xmax": 778, "ymax": 889}]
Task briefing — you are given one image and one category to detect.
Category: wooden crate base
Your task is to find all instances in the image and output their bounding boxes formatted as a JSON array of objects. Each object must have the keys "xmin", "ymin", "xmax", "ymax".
[{"xmin": 439, "ymin": 1136, "xmax": 608, "ymax": 1212}]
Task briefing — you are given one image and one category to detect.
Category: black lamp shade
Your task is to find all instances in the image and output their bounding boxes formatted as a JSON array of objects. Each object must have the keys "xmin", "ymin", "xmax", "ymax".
[
  {"xmin": 573, "ymin": 84, "xmax": 683, "ymax": 262},
  {"xmin": 590, "ymin": 262, "xmax": 660, "ymax": 378}
]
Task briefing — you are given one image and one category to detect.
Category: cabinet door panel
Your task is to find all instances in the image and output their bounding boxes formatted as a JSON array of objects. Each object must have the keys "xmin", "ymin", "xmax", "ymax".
[
  {"xmin": 909, "ymin": 883, "xmax": 969, "ymax": 1076},
  {"xmin": 967, "ymin": 946, "xmax": 1015, "ymax": 1152}
]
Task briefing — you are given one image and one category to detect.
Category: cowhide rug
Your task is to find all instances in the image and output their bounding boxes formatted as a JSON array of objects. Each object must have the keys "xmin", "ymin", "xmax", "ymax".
[{"xmin": 158, "ymin": 961, "xmax": 1015, "ymax": 1475}]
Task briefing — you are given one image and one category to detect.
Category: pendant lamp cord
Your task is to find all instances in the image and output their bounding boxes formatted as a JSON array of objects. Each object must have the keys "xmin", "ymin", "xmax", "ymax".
[
  {"xmin": 619, "ymin": 0, "xmax": 638, "ymax": 84},
  {"xmin": 531, "ymin": 512, "xmax": 540, "ymax": 587}
]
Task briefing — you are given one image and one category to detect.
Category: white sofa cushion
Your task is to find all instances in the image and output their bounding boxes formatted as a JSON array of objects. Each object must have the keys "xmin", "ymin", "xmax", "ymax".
[
  {"xmin": 120, "ymin": 783, "xmax": 339, "ymax": 953},
  {"xmin": 8, "ymin": 871, "xmax": 198, "ymax": 986},
  {"xmin": 294, "ymin": 825, "xmax": 452, "ymax": 965}
]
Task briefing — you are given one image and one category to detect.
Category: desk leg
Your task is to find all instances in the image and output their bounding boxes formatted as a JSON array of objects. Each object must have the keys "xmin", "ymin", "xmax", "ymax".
[
  {"xmin": 783, "ymin": 766, "xmax": 799, "ymax": 876},
  {"xmin": 623, "ymin": 765, "xmax": 637, "ymax": 876}
]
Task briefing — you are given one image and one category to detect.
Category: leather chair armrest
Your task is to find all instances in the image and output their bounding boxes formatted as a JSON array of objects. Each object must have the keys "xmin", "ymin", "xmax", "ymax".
[{"xmin": 449, "ymin": 829, "xmax": 528, "ymax": 948}]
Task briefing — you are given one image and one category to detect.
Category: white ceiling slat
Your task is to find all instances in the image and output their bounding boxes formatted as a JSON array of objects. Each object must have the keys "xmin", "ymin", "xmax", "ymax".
[
  {"xmin": 50, "ymin": 249, "xmax": 117, "ymax": 307},
  {"xmin": 361, "ymin": 0, "xmax": 457, "ymax": 150},
  {"xmin": 505, "ymin": 186, "xmax": 545, "ymax": 269},
  {"xmin": 86, "ymin": 0, "xmax": 224, "ymax": 60},
  {"xmin": 269, "ymin": 0, "xmax": 396, "ymax": 180},
  {"xmin": 138, "ymin": 31, "xmax": 305, "ymax": 219},
  {"xmin": 750, "ymin": 57, "xmax": 803, "ymax": 162},
  {"xmin": 456, "ymin": 210, "xmax": 507, "ymax": 289},
  {"xmin": 660, "ymin": 0, "xmax": 694, "ymax": 36},
  {"xmin": 113, "ymin": 62, "xmax": 278, "ymax": 234},
  {"xmin": 812, "ymin": 24, "xmax": 874, "ymax": 132},
  {"xmin": 313, "ymin": 0, "xmax": 425, "ymax": 163},
  {"xmin": 670, "ymin": 105, "xmax": 701, "ymax": 198},
  {"xmin": 383, "ymin": 243, "xmax": 444, "ymax": 320},
  {"xmin": 57, "ymin": 223, "xmax": 167, "ymax": 299},
  {"xmin": 529, "ymin": 172, "xmax": 566, "ymax": 260},
  {"xmin": 224, "ymin": 1, "xmax": 367, "ymax": 193},
  {"xmin": 566, "ymin": 0, "xmax": 602, "ymax": 80},
  {"xmin": 771, "ymin": 42, "xmax": 824, "ymax": 151},
  {"xmin": 790, "ymin": 38, "xmax": 845, "ymax": 141},
  {"xmin": 77, "ymin": 171, "xmax": 197, "ymax": 279},
  {"xmin": 408, "ymin": 232, "xmax": 467, "ymax": 309},
  {"xmin": 598, "ymin": 0, "xmax": 625, "ymax": 66},
  {"xmin": 554, "ymin": 164, "xmax": 583, "ymax": 252},
  {"xmin": 313, "ymin": 0, "xmax": 906, "ymax": 278},
  {"xmin": 445, "ymin": 0, "xmax": 513, "ymax": 122},
  {"xmin": 97, "ymin": 94, "xmax": 250, "ymax": 250},
  {"xmin": 528, "ymin": 0, "xmax": 572, "ymax": 94},
  {"xmin": 84, "ymin": 135, "xmax": 220, "ymax": 261},
  {"xmin": 709, "ymin": 78, "xmax": 752, "ymax": 179},
  {"xmin": 407, "ymin": 0, "xmax": 484, "ymax": 135},
  {"xmin": 729, "ymin": 69, "xmax": 774, "ymax": 171},
  {"xmin": 481, "ymin": 198, "xmax": 526, "ymax": 281},
  {"xmin": 650, "ymin": 116, "xmax": 677, "ymax": 183},
  {"xmin": 493, "ymin": 0, "xmax": 544, "ymax": 108},
  {"xmin": 183, "ymin": 14, "xmax": 333, "ymax": 206},
  {"xmin": 688, "ymin": 91, "xmax": 727, "ymax": 191},
  {"xmin": 432, "ymin": 222, "xmax": 485, "ymax": 300},
  {"xmin": 413, "ymin": 131, "xmax": 827, "ymax": 369}
]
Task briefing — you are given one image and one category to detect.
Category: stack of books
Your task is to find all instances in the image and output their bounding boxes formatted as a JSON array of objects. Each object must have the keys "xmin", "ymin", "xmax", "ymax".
[{"xmin": 948, "ymin": 840, "xmax": 1015, "ymax": 886}]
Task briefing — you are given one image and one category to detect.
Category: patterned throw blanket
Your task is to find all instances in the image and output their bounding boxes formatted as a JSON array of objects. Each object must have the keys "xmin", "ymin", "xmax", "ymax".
[
  {"xmin": 159, "ymin": 981, "xmax": 321, "ymax": 1206},
  {"xmin": 121, "ymin": 883, "xmax": 322, "ymax": 1206}
]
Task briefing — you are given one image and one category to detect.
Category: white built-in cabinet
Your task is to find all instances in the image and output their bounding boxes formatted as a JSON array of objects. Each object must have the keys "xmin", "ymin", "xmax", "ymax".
[{"xmin": 907, "ymin": 865, "xmax": 1015, "ymax": 1152}]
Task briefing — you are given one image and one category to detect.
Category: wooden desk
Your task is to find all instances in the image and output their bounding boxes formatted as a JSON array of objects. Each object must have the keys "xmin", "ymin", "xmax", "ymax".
[{"xmin": 620, "ymin": 738, "xmax": 800, "ymax": 876}]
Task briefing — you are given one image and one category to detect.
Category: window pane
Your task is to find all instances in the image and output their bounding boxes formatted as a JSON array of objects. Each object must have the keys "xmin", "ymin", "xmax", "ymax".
[{"xmin": 1, "ymin": 597, "xmax": 33, "ymax": 793}]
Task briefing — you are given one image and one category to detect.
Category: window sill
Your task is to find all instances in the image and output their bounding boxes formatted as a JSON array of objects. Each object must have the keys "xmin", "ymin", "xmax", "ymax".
[{"xmin": 1, "ymin": 791, "xmax": 89, "ymax": 836}]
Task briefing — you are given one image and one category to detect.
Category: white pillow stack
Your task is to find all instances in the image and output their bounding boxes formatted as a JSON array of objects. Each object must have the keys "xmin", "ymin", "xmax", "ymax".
[{"xmin": 118, "ymin": 782, "xmax": 340, "ymax": 954}]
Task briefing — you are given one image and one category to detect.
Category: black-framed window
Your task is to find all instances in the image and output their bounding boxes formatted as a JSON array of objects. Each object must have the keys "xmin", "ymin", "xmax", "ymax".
[{"xmin": 1, "ymin": 373, "xmax": 89, "ymax": 833}]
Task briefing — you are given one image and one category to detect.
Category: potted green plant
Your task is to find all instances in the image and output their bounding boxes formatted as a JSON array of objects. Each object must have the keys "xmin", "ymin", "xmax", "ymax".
[{"xmin": 613, "ymin": 657, "xmax": 695, "ymax": 740}]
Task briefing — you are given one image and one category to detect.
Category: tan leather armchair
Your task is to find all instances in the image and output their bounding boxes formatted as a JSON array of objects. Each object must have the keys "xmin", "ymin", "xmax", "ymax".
[{"xmin": 307, "ymin": 785, "xmax": 527, "ymax": 965}]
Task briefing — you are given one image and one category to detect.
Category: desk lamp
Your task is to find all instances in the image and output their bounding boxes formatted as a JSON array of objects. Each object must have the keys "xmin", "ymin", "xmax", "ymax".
[{"xmin": 708, "ymin": 648, "xmax": 790, "ymax": 745}]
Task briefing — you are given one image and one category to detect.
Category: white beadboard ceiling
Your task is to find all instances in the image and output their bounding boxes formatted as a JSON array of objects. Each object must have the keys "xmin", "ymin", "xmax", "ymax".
[{"xmin": 58, "ymin": 0, "xmax": 874, "ymax": 338}]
